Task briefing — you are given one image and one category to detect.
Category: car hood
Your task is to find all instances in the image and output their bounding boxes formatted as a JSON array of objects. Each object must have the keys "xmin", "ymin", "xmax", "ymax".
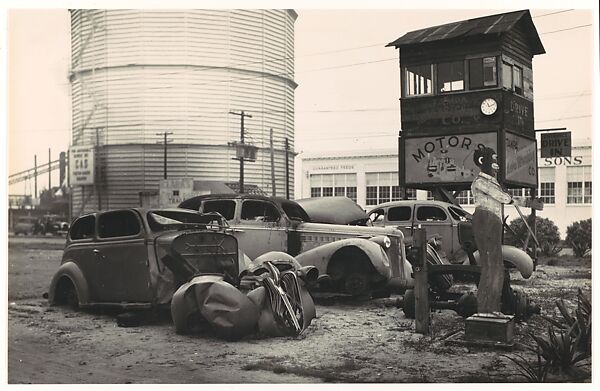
[{"xmin": 295, "ymin": 197, "xmax": 369, "ymax": 226}]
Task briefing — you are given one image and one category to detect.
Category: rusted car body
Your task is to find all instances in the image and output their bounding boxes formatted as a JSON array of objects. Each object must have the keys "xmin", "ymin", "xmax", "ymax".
[
  {"xmin": 179, "ymin": 194, "xmax": 414, "ymax": 295},
  {"xmin": 48, "ymin": 208, "xmax": 249, "ymax": 309},
  {"xmin": 367, "ymin": 200, "xmax": 533, "ymax": 278}
]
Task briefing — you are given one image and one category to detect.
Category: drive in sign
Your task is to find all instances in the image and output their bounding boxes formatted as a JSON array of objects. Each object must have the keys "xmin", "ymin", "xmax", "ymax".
[
  {"xmin": 541, "ymin": 131, "xmax": 571, "ymax": 158},
  {"xmin": 69, "ymin": 145, "xmax": 95, "ymax": 185}
]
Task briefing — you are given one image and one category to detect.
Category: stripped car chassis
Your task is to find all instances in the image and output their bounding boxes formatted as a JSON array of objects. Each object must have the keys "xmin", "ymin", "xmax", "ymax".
[{"xmin": 402, "ymin": 264, "xmax": 540, "ymax": 320}]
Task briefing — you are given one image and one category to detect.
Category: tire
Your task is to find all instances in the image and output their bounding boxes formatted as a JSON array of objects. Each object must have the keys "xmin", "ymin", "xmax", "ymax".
[
  {"xmin": 344, "ymin": 272, "xmax": 370, "ymax": 297},
  {"xmin": 402, "ymin": 289, "xmax": 416, "ymax": 319},
  {"xmin": 55, "ymin": 278, "xmax": 79, "ymax": 310}
]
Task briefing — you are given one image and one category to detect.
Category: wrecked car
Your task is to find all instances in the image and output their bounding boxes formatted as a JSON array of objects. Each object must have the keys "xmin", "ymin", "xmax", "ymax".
[
  {"xmin": 178, "ymin": 194, "xmax": 415, "ymax": 296},
  {"xmin": 48, "ymin": 208, "xmax": 249, "ymax": 309},
  {"xmin": 367, "ymin": 200, "xmax": 533, "ymax": 277},
  {"xmin": 367, "ymin": 200, "xmax": 538, "ymax": 318}
]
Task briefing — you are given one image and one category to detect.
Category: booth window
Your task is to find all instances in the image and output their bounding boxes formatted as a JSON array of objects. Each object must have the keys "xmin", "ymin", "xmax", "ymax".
[
  {"xmin": 513, "ymin": 66, "xmax": 523, "ymax": 95},
  {"xmin": 469, "ymin": 56, "xmax": 497, "ymax": 89},
  {"xmin": 437, "ymin": 61, "xmax": 464, "ymax": 93},
  {"xmin": 502, "ymin": 62, "xmax": 524, "ymax": 95},
  {"xmin": 404, "ymin": 64, "xmax": 433, "ymax": 96}
]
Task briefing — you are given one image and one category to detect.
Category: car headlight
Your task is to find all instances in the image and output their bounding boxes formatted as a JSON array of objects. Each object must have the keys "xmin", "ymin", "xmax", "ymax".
[{"xmin": 369, "ymin": 235, "xmax": 391, "ymax": 249}]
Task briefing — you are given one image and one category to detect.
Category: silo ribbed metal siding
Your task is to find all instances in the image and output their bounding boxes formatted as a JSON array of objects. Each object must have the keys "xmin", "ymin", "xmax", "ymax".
[
  {"xmin": 70, "ymin": 9, "xmax": 296, "ymax": 214},
  {"xmin": 73, "ymin": 144, "xmax": 292, "ymax": 215}
]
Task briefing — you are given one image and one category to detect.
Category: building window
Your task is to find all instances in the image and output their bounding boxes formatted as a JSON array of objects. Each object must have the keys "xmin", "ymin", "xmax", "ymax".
[
  {"xmin": 456, "ymin": 190, "xmax": 473, "ymax": 205},
  {"xmin": 469, "ymin": 56, "xmax": 497, "ymax": 89},
  {"xmin": 437, "ymin": 61, "xmax": 464, "ymax": 93},
  {"xmin": 365, "ymin": 172, "xmax": 398, "ymax": 206},
  {"xmin": 567, "ymin": 166, "xmax": 592, "ymax": 204},
  {"xmin": 538, "ymin": 167, "xmax": 555, "ymax": 204},
  {"xmin": 426, "ymin": 191, "xmax": 434, "ymax": 200},
  {"xmin": 539, "ymin": 183, "xmax": 555, "ymax": 204},
  {"xmin": 404, "ymin": 64, "xmax": 433, "ymax": 96},
  {"xmin": 508, "ymin": 188, "xmax": 525, "ymax": 198},
  {"xmin": 584, "ymin": 181, "xmax": 592, "ymax": 203},
  {"xmin": 366, "ymin": 186, "xmax": 378, "ymax": 206},
  {"xmin": 405, "ymin": 188, "xmax": 417, "ymax": 200},
  {"xmin": 310, "ymin": 173, "xmax": 357, "ymax": 202},
  {"xmin": 391, "ymin": 186, "xmax": 401, "ymax": 201}
]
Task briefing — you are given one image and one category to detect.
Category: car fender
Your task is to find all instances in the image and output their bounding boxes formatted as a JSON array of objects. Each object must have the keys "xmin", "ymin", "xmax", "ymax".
[
  {"xmin": 48, "ymin": 261, "xmax": 90, "ymax": 306},
  {"xmin": 473, "ymin": 245, "xmax": 534, "ymax": 279},
  {"xmin": 295, "ymin": 238, "xmax": 392, "ymax": 281}
]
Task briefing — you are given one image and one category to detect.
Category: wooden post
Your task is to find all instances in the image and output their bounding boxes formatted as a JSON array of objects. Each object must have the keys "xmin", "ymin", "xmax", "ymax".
[{"xmin": 414, "ymin": 227, "xmax": 430, "ymax": 334}]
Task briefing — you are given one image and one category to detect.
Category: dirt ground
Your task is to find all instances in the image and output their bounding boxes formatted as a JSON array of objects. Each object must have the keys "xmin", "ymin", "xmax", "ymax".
[{"xmin": 6, "ymin": 236, "xmax": 592, "ymax": 384}]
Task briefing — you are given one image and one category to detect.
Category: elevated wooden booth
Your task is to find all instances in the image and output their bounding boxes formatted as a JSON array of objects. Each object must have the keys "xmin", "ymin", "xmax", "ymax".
[{"xmin": 387, "ymin": 10, "xmax": 545, "ymax": 200}]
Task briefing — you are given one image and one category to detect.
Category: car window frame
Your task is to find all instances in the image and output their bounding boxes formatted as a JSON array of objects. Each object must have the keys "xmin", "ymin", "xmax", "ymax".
[
  {"xmin": 240, "ymin": 199, "xmax": 282, "ymax": 224},
  {"xmin": 96, "ymin": 210, "xmax": 144, "ymax": 241},
  {"xmin": 201, "ymin": 199, "xmax": 238, "ymax": 221},
  {"xmin": 415, "ymin": 205, "xmax": 449, "ymax": 222},
  {"xmin": 68, "ymin": 214, "xmax": 97, "ymax": 242},
  {"xmin": 386, "ymin": 205, "xmax": 413, "ymax": 223}
]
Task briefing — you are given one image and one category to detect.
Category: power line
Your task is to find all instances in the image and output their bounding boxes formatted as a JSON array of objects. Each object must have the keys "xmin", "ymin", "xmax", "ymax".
[
  {"xmin": 535, "ymin": 114, "xmax": 592, "ymax": 123},
  {"xmin": 540, "ymin": 24, "xmax": 592, "ymax": 35},
  {"xmin": 533, "ymin": 9, "xmax": 574, "ymax": 18}
]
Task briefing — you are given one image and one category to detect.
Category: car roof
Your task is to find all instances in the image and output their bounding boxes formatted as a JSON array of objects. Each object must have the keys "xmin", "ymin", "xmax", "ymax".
[
  {"xmin": 179, "ymin": 193, "xmax": 286, "ymax": 210},
  {"xmin": 74, "ymin": 207, "xmax": 201, "ymax": 220},
  {"xmin": 367, "ymin": 199, "xmax": 458, "ymax": 212}
]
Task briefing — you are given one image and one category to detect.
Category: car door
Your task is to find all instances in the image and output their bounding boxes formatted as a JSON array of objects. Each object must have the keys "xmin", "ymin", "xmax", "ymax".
[
  {"xmin": 64, "ymin": 215, "xmax": 101, "ymax": 301},
  {"xmin": 414, "ymin": 204, "xmax": 453, "ymax": 253},
  {"xmin": 95, "ymin": 210, "xmax": 152, "ymax": 303},
  {"xmin": 385, "ymin": 205, "xmax": 413, "ymax": 238},
  {"xmin": 234, "ymin": 199, "xmax": 288, "ymax": 260}
]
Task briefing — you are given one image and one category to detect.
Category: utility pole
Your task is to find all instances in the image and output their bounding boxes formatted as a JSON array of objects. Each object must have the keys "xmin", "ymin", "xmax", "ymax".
[
  {"xmin": 229, "ymin": 110, "xmax": 252, "ymax": 194},
  {"xmin": 270, "ymin": 128, "xmax": 276, "ymax": 197},
  {"xmin": 96, "ymin": 128, "xmax": 103, "ymax": 210},
  {"xmin": 285, "ymin": 137, "xmax": 290, "ymax": 199},
  {"xmin": 48, "ymin": 148, "xmax": 51, "ymax": 192},
  {"xmin": 156, "ymin": 131, "xmax": 173, "ymax": 179},
  {"xmin": 34, "ymin": 155, "xmax": 37, "ymax": 199}
]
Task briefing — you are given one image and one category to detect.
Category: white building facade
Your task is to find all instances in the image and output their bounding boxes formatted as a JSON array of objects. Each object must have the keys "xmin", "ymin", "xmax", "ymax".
[{"xmin": 298, "ymin": 141, "xmax": 592, "ymax": 238}]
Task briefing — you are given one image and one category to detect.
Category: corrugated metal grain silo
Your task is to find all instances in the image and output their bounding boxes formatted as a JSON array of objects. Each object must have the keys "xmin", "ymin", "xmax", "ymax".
[{"xmin": 69, "ymin": 9, "xmax": 297, "ymax": 214}]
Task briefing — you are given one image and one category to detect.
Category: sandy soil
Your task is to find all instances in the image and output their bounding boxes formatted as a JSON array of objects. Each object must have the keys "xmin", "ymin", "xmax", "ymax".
[{"xmin": 6, "ymin": 236, "xmax": 592, "ymax": 384}]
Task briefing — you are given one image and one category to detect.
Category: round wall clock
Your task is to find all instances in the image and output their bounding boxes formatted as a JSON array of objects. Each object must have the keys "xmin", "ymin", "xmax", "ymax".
[{"xmin": 480, "ymin": 98, "xmax": 497, "ymax": 116}]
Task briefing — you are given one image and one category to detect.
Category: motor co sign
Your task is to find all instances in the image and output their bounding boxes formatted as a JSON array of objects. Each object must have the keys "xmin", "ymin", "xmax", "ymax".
[{"xmin": 69, "ymin": 145, "xmax": 95, "ymax": 185}]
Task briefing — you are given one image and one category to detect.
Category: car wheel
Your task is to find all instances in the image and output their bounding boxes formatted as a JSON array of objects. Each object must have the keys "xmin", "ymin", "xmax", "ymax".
[
  {"xmin": 55, "ymin": 279, "xmax": 79, "ymax": 310},
  {"xmin": 344, "ymin": 272, "xmax": 369, "ymax": 296},
  {"xmin": 402, "ymin": 289, "xmax": 416, "ymax": 319}
]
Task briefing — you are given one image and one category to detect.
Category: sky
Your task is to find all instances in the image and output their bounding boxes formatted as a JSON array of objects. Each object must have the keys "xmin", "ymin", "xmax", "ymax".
[{"xmin": 2, "ymin": 1, "xmax": 599, "ymax": 197}]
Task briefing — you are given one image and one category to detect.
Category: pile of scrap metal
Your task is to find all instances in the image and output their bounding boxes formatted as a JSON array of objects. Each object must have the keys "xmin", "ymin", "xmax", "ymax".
[{"xmin": 171, "ymin": 251, "xmax": 317, "ymax": 340}]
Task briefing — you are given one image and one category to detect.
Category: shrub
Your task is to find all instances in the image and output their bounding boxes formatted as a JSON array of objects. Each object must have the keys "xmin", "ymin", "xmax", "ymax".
[
  {"xmin": 504, "ymin": 216, "xmax": 562, "ymax": 256},
  {"xmin": 565, "ymin": 218, "xmax": 592, "ymax": 258}
]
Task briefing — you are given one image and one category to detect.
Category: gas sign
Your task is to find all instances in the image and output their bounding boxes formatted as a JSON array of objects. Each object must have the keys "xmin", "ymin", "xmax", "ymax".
[{"xmin": 68, "ymin": 145, "xmax": 95, "ymax": 186}]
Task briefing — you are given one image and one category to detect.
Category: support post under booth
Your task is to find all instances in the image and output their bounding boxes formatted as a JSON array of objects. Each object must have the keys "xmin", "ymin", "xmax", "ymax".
[{"xmin": 414, "ymin": 227, "xmax": 429, "ymax": 334}]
